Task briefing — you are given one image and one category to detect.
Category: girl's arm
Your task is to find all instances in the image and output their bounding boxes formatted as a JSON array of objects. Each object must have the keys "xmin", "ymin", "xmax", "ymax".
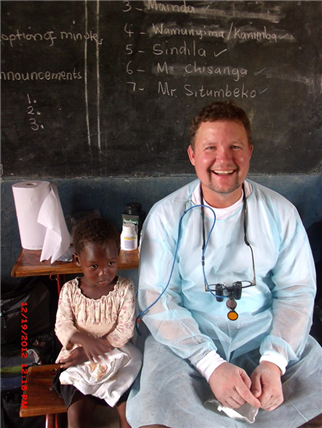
[
  {"xmin": 68, "ymin": 331, "xmax": 114, "ymax": 363},
  {"xmin": 55, "ymin": 281, "xmax": 81, "ymax": 350},
  {"xmin": 106, "ymin": 279, "xmax": 136, "ymax": 347}
]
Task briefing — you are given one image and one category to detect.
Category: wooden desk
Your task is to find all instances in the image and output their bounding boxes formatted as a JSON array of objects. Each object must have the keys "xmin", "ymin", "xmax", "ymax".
[
  {"xmin": 12, "ymin": 247, "xmax": 139, "ymax": 292},
  {"xmin": 19, "ymin": 364, "xmax": 66, "ymax": 427}
]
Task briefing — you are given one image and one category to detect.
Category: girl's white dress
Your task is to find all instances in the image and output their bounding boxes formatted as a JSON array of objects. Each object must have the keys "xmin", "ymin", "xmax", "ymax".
[{"xmin": 55, "ymin": 276, "xmax": 142, "ymax": 406}]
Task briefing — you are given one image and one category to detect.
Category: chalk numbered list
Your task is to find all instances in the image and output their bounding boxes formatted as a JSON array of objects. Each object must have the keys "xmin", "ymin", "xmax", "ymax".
[{"xmin": 121, "ymin": 0, "xmax": 301, "ymax": 100}]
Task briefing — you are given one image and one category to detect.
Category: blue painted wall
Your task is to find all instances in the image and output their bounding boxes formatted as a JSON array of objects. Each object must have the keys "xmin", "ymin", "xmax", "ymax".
[{"xmin": 2, "ymin": 173, "xmax": 321, "ymax": 289}]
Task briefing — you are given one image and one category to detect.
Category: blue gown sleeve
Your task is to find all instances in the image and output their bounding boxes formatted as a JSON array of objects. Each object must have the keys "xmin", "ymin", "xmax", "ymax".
[{"xmin": 259, "ymin": 204, "xmax": 316, "ymax": 366}]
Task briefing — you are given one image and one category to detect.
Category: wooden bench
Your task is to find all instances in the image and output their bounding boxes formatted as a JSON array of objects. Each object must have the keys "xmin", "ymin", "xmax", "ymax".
[{"xmin": 19, "ymin": 364, "xmax": 66, "ymax": 428}]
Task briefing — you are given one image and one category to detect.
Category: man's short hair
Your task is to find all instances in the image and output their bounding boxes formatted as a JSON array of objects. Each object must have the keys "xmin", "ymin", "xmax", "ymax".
[{"xmin": 189, "ymin": 101, "xmax": 252, "ymax": 149}]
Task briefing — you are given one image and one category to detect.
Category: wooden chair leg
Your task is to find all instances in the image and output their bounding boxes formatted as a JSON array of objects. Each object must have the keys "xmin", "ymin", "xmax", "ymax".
[
  {"xmin": 45, "ymin": 414, "xmax": 55, "ymax": 428},
  {"xmin": 55, "ymin": 414, "xmax": 61, "ymax": 428}
]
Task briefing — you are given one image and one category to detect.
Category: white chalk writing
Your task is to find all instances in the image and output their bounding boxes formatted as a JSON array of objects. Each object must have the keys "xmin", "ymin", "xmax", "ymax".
[
  {"xmin": 144, "ymin": 1, "xmax": 285, "ymax": 24},
  {"xmin": 150, "ymin": 23, "xmax": 225, "ymax": 40},
  {"xmin": 184, "ymin": 83, "xmax": 258, "ymax": 98},
  {"xmin": 146, "ymin": 0, "xmax": 195, "ymax": 14},
  {"xmin": 0, "ymin": 69, "xmax": 82, "ymax": 82},
  {"xmin": 152, "ymin": 40, "xmax": 207, "ymax": 57},
  {"xmin": 153, "ymin": 62, "xmax": 248, "ymax": 82},
  {"xmin": 150, "ymin": 22, "xmax": 292, "ymax": 43},
  {"xmin": 1, "ymin": 30, "xmax": 57, "ymax": 47},
  {"xmin": 60, "ymin": 31, "xmax": 103, "ymax": 45},
  {"xmin": 0, "ymin": 29, "xmax": 103, "ymax": 47},
  {"xmin": 26, "ymin": 94, "xmax": 44, "ymax": 131}
]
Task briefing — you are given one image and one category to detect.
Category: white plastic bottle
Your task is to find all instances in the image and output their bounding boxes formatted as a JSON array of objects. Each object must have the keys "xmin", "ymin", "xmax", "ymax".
[{"xmin": 121, "ymin": 223, "xmax": 138, "ymax": 251}]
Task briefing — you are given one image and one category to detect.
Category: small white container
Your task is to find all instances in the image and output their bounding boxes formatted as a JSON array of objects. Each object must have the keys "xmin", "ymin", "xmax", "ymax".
[{"xmin": 121, "ymin": 223, "xmax": 138, "ymax": 251}]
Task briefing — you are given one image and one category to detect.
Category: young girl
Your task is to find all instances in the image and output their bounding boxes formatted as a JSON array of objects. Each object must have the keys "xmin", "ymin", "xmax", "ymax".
[{"xmin": 54, "ymin": 217, "xmax": 141, "ymax": 428}]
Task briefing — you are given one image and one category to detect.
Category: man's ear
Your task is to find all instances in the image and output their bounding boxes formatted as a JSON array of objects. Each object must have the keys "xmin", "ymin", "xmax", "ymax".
[
  {"xmin": 187, "ymin": 145, "xmax": 196, "ymax": 166},
  {"xmin": 73, "ymin": 253, "xmax": 81, "ymax": 266},
  {"xmin": 249, "ymin": 144, "xmax": 254, "ymax": 159}
]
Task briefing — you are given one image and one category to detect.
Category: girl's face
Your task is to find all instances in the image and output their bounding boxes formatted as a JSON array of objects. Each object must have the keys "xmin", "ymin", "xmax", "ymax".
[{"xmin": 73, "ymin": 241, "xmax": 119, "ymax": 289}]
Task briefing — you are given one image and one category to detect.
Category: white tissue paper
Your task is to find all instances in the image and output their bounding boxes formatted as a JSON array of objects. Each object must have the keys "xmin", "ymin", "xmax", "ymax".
[
  {"xmin": 204, "ymin": 398, "xmax": 258, "ymax": 424},
  {"xmin": 12, "ymin": 181, "xmax": 70, "ymax": 263}
]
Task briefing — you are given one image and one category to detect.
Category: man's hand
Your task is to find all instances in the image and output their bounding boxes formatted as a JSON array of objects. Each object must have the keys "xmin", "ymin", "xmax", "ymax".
[
  {"xmin": 209, "ymin": 362, "xmax": 261, "ymax": 409},
  {"xmin": 250, "ymin": 361, "xmax": 284, "ymax": 411}
]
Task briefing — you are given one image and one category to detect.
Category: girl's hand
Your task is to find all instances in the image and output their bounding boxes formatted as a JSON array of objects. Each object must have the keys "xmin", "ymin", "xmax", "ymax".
[
  {"xmin": 58, "ymin": 347, "xmax": 87, "ymax": 368},
  {"xmin": 70, "ymin": 332, "xmax": 114, "ymax": 363}
]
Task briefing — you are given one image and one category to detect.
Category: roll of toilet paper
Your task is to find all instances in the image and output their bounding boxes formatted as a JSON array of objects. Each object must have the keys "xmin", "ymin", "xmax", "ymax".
[
  {"xmin": 12, "ymin": 181, "xmax": 50, "ymax": 250},
  {"xmin": 12, "ymin": 181, "xmax": 70, "ymax": 262}
]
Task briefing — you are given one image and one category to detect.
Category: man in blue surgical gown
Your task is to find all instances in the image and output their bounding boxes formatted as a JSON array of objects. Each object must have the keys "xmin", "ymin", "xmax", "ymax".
[{"xmin": 127, "ymin": 101, "xmax": 322, "ymax": 428}]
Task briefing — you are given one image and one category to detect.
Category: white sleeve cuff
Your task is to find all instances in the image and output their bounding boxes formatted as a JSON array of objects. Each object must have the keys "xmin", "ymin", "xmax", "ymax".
[
  {"xmin": 195, "ymin": 350, "xmax": 226, "ymax": 382},
  {"xmin": 260, "ymin": 352, "xmax": 287, "ymax": 375}
]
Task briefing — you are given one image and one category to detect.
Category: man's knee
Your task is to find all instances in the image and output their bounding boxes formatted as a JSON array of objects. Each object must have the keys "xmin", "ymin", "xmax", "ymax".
[{"xmin": 140, "ymin": 426, "xmax": 170, "ymax": 428}]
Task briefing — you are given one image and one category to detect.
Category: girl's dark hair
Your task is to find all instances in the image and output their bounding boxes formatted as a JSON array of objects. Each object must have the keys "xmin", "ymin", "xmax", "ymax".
[
  {"xmin": 72, "ymin": 217, "xmax": 119, "ymax": 254},
  {"xmin": 189, "ymin": 101, "xmax": 252, "ymax": 149}
]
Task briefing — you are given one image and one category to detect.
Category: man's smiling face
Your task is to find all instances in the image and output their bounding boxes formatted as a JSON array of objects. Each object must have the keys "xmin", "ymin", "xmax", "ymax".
[{"xmin": 187, "ymin": 120, "xmax": 253, "ymax": 208}]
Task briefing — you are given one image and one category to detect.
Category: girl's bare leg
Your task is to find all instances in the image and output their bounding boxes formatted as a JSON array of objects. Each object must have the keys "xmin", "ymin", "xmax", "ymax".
[
  {"xmin": 67, "ymin": 391, "xmax": 96, "ymax": 428},
  {"xmin": 116, "ymin": 400, "xmax": 131, "ymax": 428}
]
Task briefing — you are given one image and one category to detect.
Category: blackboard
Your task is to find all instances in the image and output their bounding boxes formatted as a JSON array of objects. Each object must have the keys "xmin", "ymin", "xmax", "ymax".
[{"xmin": 1, "ymin": 1, "xmax": 321, "ymax": 178}]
